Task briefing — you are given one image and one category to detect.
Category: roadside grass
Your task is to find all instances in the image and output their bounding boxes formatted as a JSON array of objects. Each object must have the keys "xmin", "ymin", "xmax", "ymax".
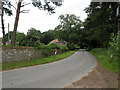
[
  {"xmin": 90, "ymin": 48, "xmax": 118, "ymax": 73},
  {"xmin": 2, "ymin": 51, "xmax": 75, "ymax": 71},
  {"xmin": 0, "ymin": 63, "xmax": 1, "ymax": 71}
]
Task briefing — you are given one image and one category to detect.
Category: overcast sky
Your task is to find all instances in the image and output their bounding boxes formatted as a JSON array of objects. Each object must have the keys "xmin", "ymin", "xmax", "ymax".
[{"xmin": 0, "ymin": 0, "xmax": 91, "ymax": 37}]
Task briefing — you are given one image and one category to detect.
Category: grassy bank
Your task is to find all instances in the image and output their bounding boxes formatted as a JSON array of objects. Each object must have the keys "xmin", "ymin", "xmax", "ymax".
[
  {"xmin": 90, "ymin": 48, "xmax": 118, "ymax": 73},
  {"xmin": 2, "ymin": 51, "xmax": 75, "ymax": 71}
]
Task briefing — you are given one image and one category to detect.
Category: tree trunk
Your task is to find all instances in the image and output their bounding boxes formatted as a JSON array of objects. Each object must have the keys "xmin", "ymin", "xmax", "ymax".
[
  {"xmin": 11, "ymin": 0, "xmax": 22, "ymax": 46},
  {"xmin": 1, "ymin": 8, "xmax": 5, "ymax": 45}
]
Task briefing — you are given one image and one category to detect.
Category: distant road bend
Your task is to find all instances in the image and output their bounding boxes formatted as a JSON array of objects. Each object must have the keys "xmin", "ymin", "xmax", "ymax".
[{"xmin": 2, "ymin": 50, "xmax": 97, "ymax": 88}]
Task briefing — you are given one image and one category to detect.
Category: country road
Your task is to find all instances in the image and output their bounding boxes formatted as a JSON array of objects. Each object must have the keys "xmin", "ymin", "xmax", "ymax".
[{"xmin": 2, "ymin": 50, "xmax": 97, "ymax": 88}]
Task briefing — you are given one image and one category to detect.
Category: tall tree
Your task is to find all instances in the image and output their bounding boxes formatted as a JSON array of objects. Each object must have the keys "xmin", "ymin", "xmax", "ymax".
[
  {"xmin": 12, "ymin": 0, "xmax": 22, "ymax": 46},
  {"xmin": 27, "ymin": 28, "xmax": 41, "ymax": 41},
  {"xmin": 11, "ymin": 0, "xmax": 63, "ymax": 46},
  {"xmin": 41, "ymin": 30, "xmax": 54, "ymax": 44},
  {"xmin": 83, "ymin": 2, "xmax": 118, "ymax": 49},
  {"xmin": 54, "ymin": 14, "xmax": 82, "ymax": 44},
  {"xmin": 0, "ymin": 0, "xmax": 12, "ymax": 45}
]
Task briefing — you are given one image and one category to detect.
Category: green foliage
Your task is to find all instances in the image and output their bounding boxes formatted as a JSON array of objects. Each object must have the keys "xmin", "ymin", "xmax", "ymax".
[
  {"xmin": 3, "ymin": 31, "xmax": 25, "ymax": 45},
  {"xmin": 48, "ymin": 43, "xmax": 60, "ymax": 49},
  {"xmin": 67, "ymin": 43, "xmax": 80, "ymax": 50},
  {"xmin": 35, "ymin": 45, "xmax": 52, "ymax": 56},
  {"xmin": 27, "ymin": 28, "xmax": 41, "ymax": 40},
  {"xmin": 19, "ymin": 37, "xmax": 41, "ymax": 47},
  {"xmin": 5, "ymin": 2, "xmax": 117, "ymax": 50},
  {"xmin": 74, "ymin": 44, "xmax": 80, "ymax": 50},
  {"xmin": 83, "ymin": 2, "xmax": 118, "ymax": 49},
  {"xmin": 18, "ymin": 28, "xmax": 42, "ymax": 47},
  {"xmin": 108, "ymin": 32, "xmax": 120, "ymax": 62},
  {"xmin": 41, "ymin": 30, "xmax": 54, "ymax": 44},
  {"xmin": 67, "ymin": 43, "xmax": 75, "ymax": 50},
  {"xmin": 59, "ymin": 46, "xmax": 69, "ymax": 52},
  {"xmin": 91, "ymin": 48, "xmax": 107, "ymax": 54},
  {"xmin": 34, "ymin": 43, "xmax": 45, "ymax": 50},
  {"xmin": 34, "ymin": 42, "xmax": 70, "ymax": 56},
  {"xmin": 32, "ymin": 0, "xmax": 62, "ymax": 14},
  {"xmin": 35, "ymin": 43, "xmax": 59, "ymax": 50},
  {"xmin": 54, "ymin": 14, "xmax": 83, "ymax": 47},
  {"xmin": 41, "ymin": 48, "xmax": 53, "ymax": 57},
  {"xmin": 59, "ymin": 14, "xmax": 82, "ymax": 29},
  {"xmin": 16, "ymin": 32, "xmax": 25, "ymax": 45},
  {"xmin": 90, "ymin": 48, "xmax": 118, "ymax": 73},
  {"xmin": 34, "ymin": 43, "xmax": 60, "ymax": 56}
]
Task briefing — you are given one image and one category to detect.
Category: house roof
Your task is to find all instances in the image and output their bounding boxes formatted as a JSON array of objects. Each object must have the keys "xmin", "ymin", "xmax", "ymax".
[
  {"xmin": 50, "ymin": 39, "xmax": 59, "ymax": 43},
  {"xmin": 50, "ymin": 39, "xmax": 67, "ymax": 43}
]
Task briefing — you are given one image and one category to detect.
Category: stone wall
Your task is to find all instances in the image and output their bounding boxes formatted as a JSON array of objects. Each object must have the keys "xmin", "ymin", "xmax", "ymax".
[{"xmin": 2, "ymin": 47, "xmax": 45, "ymax": 63}]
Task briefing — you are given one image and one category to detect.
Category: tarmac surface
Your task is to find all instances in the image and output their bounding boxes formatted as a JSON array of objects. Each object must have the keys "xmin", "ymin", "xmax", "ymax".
[{"xmin": 2, "ymin": 50, "xmax": 97, "ymax": 88}]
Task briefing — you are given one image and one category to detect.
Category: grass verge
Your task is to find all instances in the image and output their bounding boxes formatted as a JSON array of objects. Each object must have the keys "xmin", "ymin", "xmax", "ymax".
[
  {"xmin": 2, "ymin": 51, "xmax": 75, "ymax": 71},
  {"xmin": 90, "ymin": 48, "xmax": 118, "ymax": 73}
]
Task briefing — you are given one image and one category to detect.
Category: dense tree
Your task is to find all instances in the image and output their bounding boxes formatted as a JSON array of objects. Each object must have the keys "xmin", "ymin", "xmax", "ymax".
[
  {"xmin": 16, "ymin": 28, "xmax": 54, "ymax": 46},
  {"xmin": 58, "ymin": 14, "xmax": 82, "ymax": 31},
  {"xmin": 4, "ymin": 2, "xmax": 118, "ymax": 50},
  {"xmin": 54, "ymin": 14, "xmax": 82, "ymax": 45},
  {"xmin": 83, "ymin": 2, "xmax": 118, "ymax": 49},
  {"xmin": 27, "ymin": 28, "xmax": 41, "ymax": 41},
  {"xmin": 19, "ymin": 28, "xmax": 41, "ymax": 47},
  {"xmin": 16, "ymin": 32, "xmax": 25, "ymax": 45},
  {"xmin": 41, "ymin": 30, "xmax": 54, "ymax": 44}
]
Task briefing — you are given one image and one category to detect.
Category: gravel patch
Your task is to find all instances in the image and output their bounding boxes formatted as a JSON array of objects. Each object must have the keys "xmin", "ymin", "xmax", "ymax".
[{"xmin": 65, "ymin": 62, "xmax": 118, "ymax": 88}]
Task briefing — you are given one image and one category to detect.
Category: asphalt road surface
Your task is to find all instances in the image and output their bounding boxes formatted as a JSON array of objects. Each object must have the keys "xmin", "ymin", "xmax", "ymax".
[{"xmin": 2, "ymin": 50, "xmax": 97, "ymax": 88}]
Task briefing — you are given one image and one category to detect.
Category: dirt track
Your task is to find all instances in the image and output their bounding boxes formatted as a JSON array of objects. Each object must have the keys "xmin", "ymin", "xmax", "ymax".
[{"xmin": 65, "ymin": 62, "xmax": 118, "ymax": 88}]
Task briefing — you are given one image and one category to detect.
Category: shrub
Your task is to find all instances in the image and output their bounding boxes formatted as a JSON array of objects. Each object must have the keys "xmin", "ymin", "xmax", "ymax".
[
  {"xmin": 67, "ymin": 43, "xmax": 75, "ymax": 50},
  {"xmin": 74, "ymin": 44, "xmax": 80, "ymax": 50},
  {"xmin": 108, "ymin": 32, "xmax": 120, "ymax": 62},
  {"xmin": 34, "ymin": 43, "xmax": 69, "ymax": 56},
  {"xmin": 34, "ymin": 43, "xmax": 60, "ymax": 56},
  {"xmin": 34, "ymin": 43, "xmax": 45, "ymax": 50},
  {"xmin": 91, "ymin": 48, "xmax": 107, "ymax": 54},
  {"xmin": 67, "ymin": 43, "xmax": 80, "ymax": 50},
  {"xmin": 19, "ymin": 36, "xmax": 41, "ymax": 47},
  {"xmin": 41, "ymin": 48, "xmax": 53, "ymax": 56},
  {"xmin": 47, "ymin": 43, "xmax": 60, "ymax": 49},
  {"xmin": 59, "ymin": 46, "xmax": 69, "ymax": 52}
]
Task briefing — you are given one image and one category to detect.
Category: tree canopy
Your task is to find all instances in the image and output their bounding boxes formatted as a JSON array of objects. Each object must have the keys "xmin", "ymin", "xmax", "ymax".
[
  {"xmin": 2, "ymin": 2, "xmax": 119, "ymax": 51},
  {"xmin": 83, "ymin": 2, "xmax": 118, "ymax": 49}
]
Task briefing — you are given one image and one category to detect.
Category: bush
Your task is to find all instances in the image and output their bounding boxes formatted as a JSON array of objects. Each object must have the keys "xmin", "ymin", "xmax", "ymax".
[
  {"xmin": 19, "ymin": 36, "xmax": 41, "ymax": 47},
  {"xmin": 35, "ymin": 43, "xmax": 60, "ymax": 50},
  {"xmin": 34, "ymin": 44, "xmax": 52, "ymax": 56},
  {"xmin": 67, "ymin": 43, "xmax": 75, "ymax": 50},
  {"xmin": 59, "ymin": 46, "xmax": 69, "ymax": 52},
  {"xmin": 34, "ymin": 43, "xmax": 69, "ymax": 56},
  {"xmin": 91, "ymin": 48, "xmax": 107, "ymax": 54},
  {"xmin": 74, "ymin": 44, "xmax": 80, "ymax": 50},
  {"xmin": 47, "ymin": 43, "xmax": 60, "ymax": 49},
  {"xmin": 34, "ymin": 43, "xmax": 45, "ymax": 50},
  {"xmin": 41, "ymin": 48, "xmax": 53, "ymax": 56},
  {"xmin": 90, "ymin": 48, "xmax": 118, "ymax": 72},
  {"xmin": 34, "ymin": 43, "xmax": 60, "ymax": 56},
  {"xmin": 108, "ymin": 32, "xmax": 120, "ymax": 62},
  {"xmin": 67, "ymin": 43, "xmax": 80, "ymax": 50}
]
